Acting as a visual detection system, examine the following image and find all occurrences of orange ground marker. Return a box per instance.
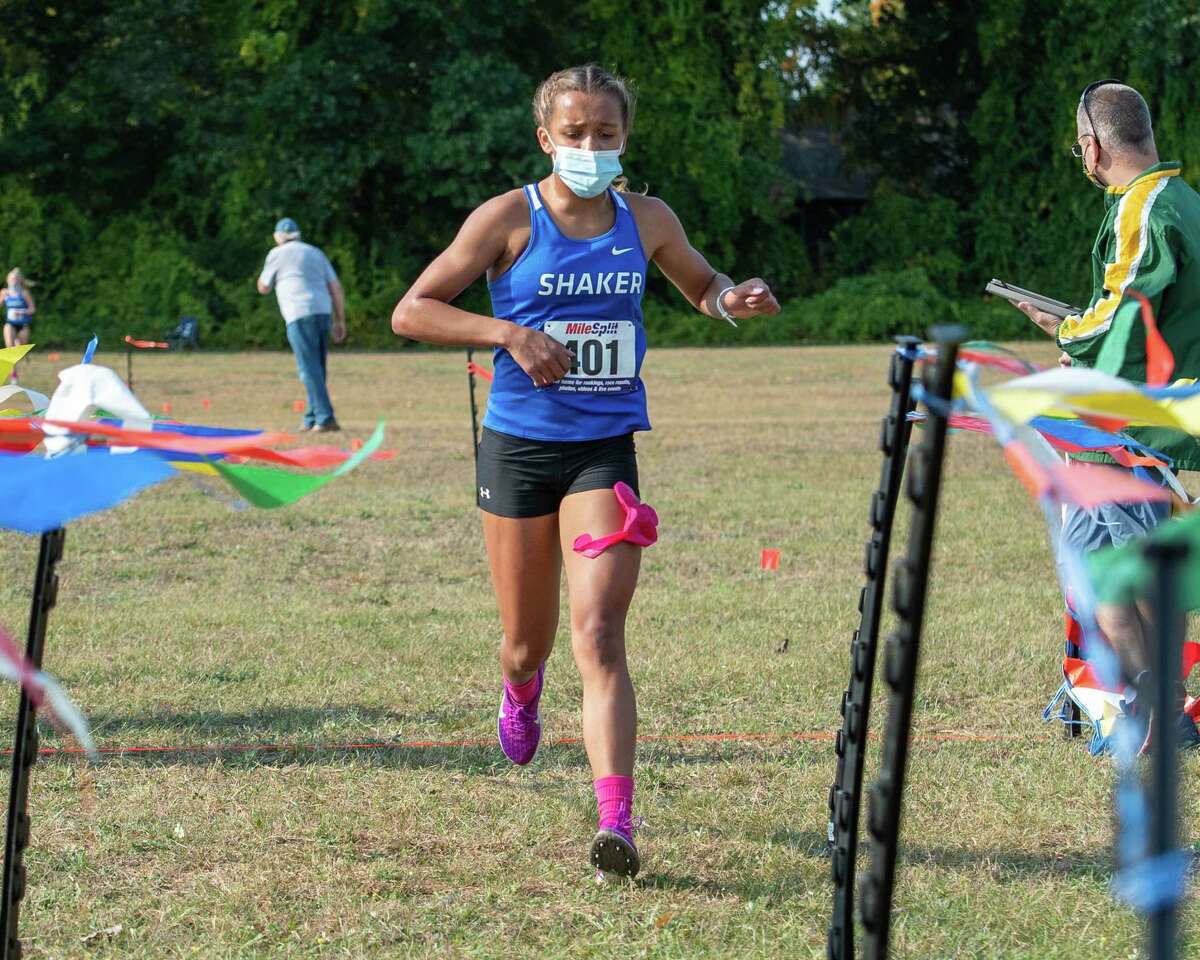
[760,548,780,571]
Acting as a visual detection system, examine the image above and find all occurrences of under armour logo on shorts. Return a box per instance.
[479,486,491,500]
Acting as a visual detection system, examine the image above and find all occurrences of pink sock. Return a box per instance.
[594,775,635,829]
[505,671,540,705]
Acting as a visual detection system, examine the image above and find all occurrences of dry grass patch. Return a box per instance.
[0,343,1194,957]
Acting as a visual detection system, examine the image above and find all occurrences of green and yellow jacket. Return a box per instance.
[1057,161,1200,471]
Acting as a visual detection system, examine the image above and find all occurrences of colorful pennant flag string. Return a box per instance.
[0,625,95,759]
[0,345,394,534]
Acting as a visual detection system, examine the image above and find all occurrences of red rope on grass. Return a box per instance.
[23,728,1021,759]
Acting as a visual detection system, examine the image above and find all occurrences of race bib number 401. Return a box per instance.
[542,320,637,394]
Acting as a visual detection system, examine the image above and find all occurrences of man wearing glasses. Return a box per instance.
[1015,80,1200,749]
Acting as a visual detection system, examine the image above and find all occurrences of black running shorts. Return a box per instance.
[475,427,639,518]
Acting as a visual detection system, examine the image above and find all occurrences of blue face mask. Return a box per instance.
[546,135,624,199]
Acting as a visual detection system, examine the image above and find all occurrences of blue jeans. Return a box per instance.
[1059,465,1169,555]
[1055,465,1170,589]
[286,313,335,428]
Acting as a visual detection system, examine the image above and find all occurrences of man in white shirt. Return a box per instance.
[257,217,347,431]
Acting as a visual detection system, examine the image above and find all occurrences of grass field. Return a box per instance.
[1,342,1197,958]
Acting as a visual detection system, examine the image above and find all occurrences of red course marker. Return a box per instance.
[123,335,169,350]
[201,398,211,410]
[466,361,494,382]
[760,548,780,571]
[292,399,305,413]
[161,402,172,415]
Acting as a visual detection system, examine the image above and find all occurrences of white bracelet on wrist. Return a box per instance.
[715,285,738,328]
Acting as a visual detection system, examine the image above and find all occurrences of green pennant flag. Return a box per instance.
[1093,303,1140,377]
[1087,508,1200,607]
[213,421,385,509]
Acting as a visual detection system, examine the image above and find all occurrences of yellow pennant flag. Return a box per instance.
[0,344,34,383]
[988,367,1200,435]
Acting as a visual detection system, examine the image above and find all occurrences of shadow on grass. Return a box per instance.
[756,828,1109,887]
[640,833,1109,904]
[26,705,814,776]
[898,841,1111,883]
[81,704,434,739]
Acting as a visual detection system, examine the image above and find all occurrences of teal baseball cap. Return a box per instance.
[274,217,300,234]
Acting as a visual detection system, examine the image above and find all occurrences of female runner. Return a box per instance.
[2,268,36,382]
[392,64,780,878]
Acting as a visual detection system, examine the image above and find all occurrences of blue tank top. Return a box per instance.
[4,288,29,322]
[484,183,650,442]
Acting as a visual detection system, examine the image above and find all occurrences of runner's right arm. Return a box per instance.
[392,193,572,387]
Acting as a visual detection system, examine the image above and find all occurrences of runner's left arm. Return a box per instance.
[633,196,780,320]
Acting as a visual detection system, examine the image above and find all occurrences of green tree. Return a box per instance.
[970,0,1200,300]
[0,0,800,349]
[784,0,1200,337]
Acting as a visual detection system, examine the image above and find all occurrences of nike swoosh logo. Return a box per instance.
[611,245,635,256]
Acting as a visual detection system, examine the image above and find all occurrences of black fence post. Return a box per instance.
[1065,640,1082,738]
[859,325,965,960]
[1,528,66,960]
[1144,539,1188,960]
[827,336,921,960]
[466,348,480,466]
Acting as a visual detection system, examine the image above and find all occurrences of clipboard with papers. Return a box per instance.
[984,279,1083,319]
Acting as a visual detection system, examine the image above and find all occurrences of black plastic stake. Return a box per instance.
[466,348,481,466]
[859,325,965,960]
[827,336,921,960]
[1,528,66,960]
[1144,539,1188,960]
[1065,634,1082,738]
[1065,590,1081,738]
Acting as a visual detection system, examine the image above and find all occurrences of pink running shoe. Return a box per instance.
[497,663,544,765]
[590,802,641,878]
